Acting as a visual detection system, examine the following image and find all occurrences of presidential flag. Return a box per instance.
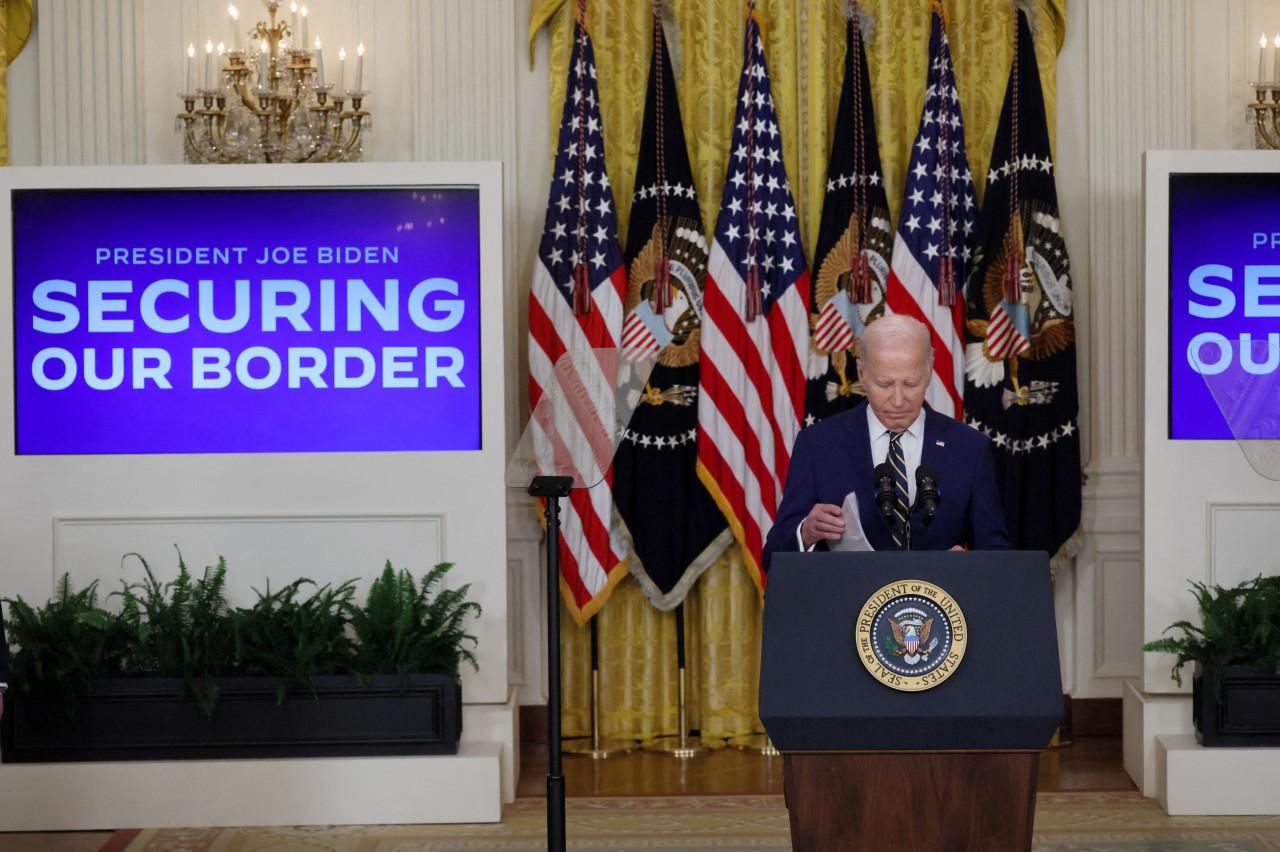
[697,13,811,591]
[614,11,731,610]
[528,19,628,625]
[884,4,978,419]
[807,2,893,426]
[963,9,1081,562]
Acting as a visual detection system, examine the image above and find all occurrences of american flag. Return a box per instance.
[884,7,978,419]
[527,19,628,626]
[696,14,810,591]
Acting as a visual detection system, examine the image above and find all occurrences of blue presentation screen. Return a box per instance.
[13,186,482,454]
[1169,172,1280,440]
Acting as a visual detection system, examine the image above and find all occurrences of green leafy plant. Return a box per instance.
[231,578,358,701]
[3,552,481,717]
[347,561,481,682]
[111,551,237,716]
[3,576,129,714]
[1142,575,1280,686]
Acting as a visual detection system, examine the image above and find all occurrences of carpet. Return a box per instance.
[101,792,1280,851]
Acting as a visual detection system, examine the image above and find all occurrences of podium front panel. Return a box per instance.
[759,550,1062,751]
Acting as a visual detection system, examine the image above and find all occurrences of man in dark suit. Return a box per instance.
[763,315,1011,570]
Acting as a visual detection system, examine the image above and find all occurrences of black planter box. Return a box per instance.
[1192,663,1280,747]
[0,673,461,763]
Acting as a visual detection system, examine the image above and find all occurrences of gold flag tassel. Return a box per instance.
[573,262,593,316]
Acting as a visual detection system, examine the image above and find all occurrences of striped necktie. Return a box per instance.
[889,431,909,549]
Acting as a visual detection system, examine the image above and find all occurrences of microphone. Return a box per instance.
[874,462,896,522]
[915,464,941,527]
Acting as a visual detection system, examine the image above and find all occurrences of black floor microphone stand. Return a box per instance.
[529,474,574,852]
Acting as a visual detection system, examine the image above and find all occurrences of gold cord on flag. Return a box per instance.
[742,0,757,322]
[651,0,673,313]
[849,1,873,305]
[572,0,593,316]
[1002,6,1024,305]
[934,6,957,308]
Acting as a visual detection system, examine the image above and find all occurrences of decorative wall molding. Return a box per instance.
[1092,554,1144,679]
[507,488,546,703]
[1206,502,1280,586]
[37,0,144,165]
[52,513,444,599]
[1075,461,1143,694]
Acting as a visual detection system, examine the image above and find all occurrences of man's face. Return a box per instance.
[856,337,931,433]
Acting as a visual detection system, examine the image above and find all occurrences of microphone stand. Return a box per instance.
[528,474,573,852]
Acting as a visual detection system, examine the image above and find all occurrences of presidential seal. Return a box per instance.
[855,580,968,692]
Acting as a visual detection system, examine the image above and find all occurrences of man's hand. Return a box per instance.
[800,503,845,548]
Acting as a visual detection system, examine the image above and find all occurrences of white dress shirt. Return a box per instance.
[795,406,928,550]
[867,406,927,505]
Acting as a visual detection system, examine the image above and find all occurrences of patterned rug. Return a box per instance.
[100,792,1280,851]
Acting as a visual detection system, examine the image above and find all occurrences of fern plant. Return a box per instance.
[230,578,358,701]
[111,551,237,716]
[347,561,481,682]
[3,553,482,717]
[2,576,127,714]
[1142,575,1280,687]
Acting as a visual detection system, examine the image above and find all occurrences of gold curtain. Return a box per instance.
[531,0,1065,742]
[0,0,35,167]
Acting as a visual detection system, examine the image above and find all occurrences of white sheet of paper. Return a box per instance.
[828,491,874,552]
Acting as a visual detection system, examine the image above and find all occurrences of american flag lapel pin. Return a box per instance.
[936,440,945,447]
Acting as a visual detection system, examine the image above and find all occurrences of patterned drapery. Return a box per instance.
[0,1,34,166]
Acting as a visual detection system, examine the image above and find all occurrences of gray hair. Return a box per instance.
[858,314,933,370]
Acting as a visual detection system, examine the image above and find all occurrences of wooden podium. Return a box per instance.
[760,551,1061,852]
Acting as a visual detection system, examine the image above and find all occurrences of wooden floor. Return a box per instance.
[516,734,1133,798]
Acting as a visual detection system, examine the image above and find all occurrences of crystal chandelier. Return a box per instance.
[177,1,371,164]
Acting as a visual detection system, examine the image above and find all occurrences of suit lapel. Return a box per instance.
[916,406,954,548]
[844,403,875,487]
[845,403,895,543]
[920,405,952,469]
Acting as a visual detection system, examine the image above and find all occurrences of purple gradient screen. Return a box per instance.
[13,187,482,454]
[1170,173,1280,439]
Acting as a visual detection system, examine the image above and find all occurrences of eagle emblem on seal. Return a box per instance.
[889,615,934,660]
[964,204,1074,408]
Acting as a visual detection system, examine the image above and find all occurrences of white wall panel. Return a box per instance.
[37,0,144,165]
[54,514,443,604]
[1207,503,1280,583]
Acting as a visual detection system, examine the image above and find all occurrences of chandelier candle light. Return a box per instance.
[1248,32,1280,149]
[177,0,370,163]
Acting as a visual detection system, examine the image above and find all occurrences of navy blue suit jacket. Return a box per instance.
[762,402,1012,571]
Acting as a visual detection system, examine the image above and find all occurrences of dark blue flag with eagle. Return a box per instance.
[962,8,1081,565]
[806,2,893,427]
[613,10,731,610]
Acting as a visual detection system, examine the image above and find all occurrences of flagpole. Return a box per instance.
[563,616,635,759]
[640,603,711,757]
